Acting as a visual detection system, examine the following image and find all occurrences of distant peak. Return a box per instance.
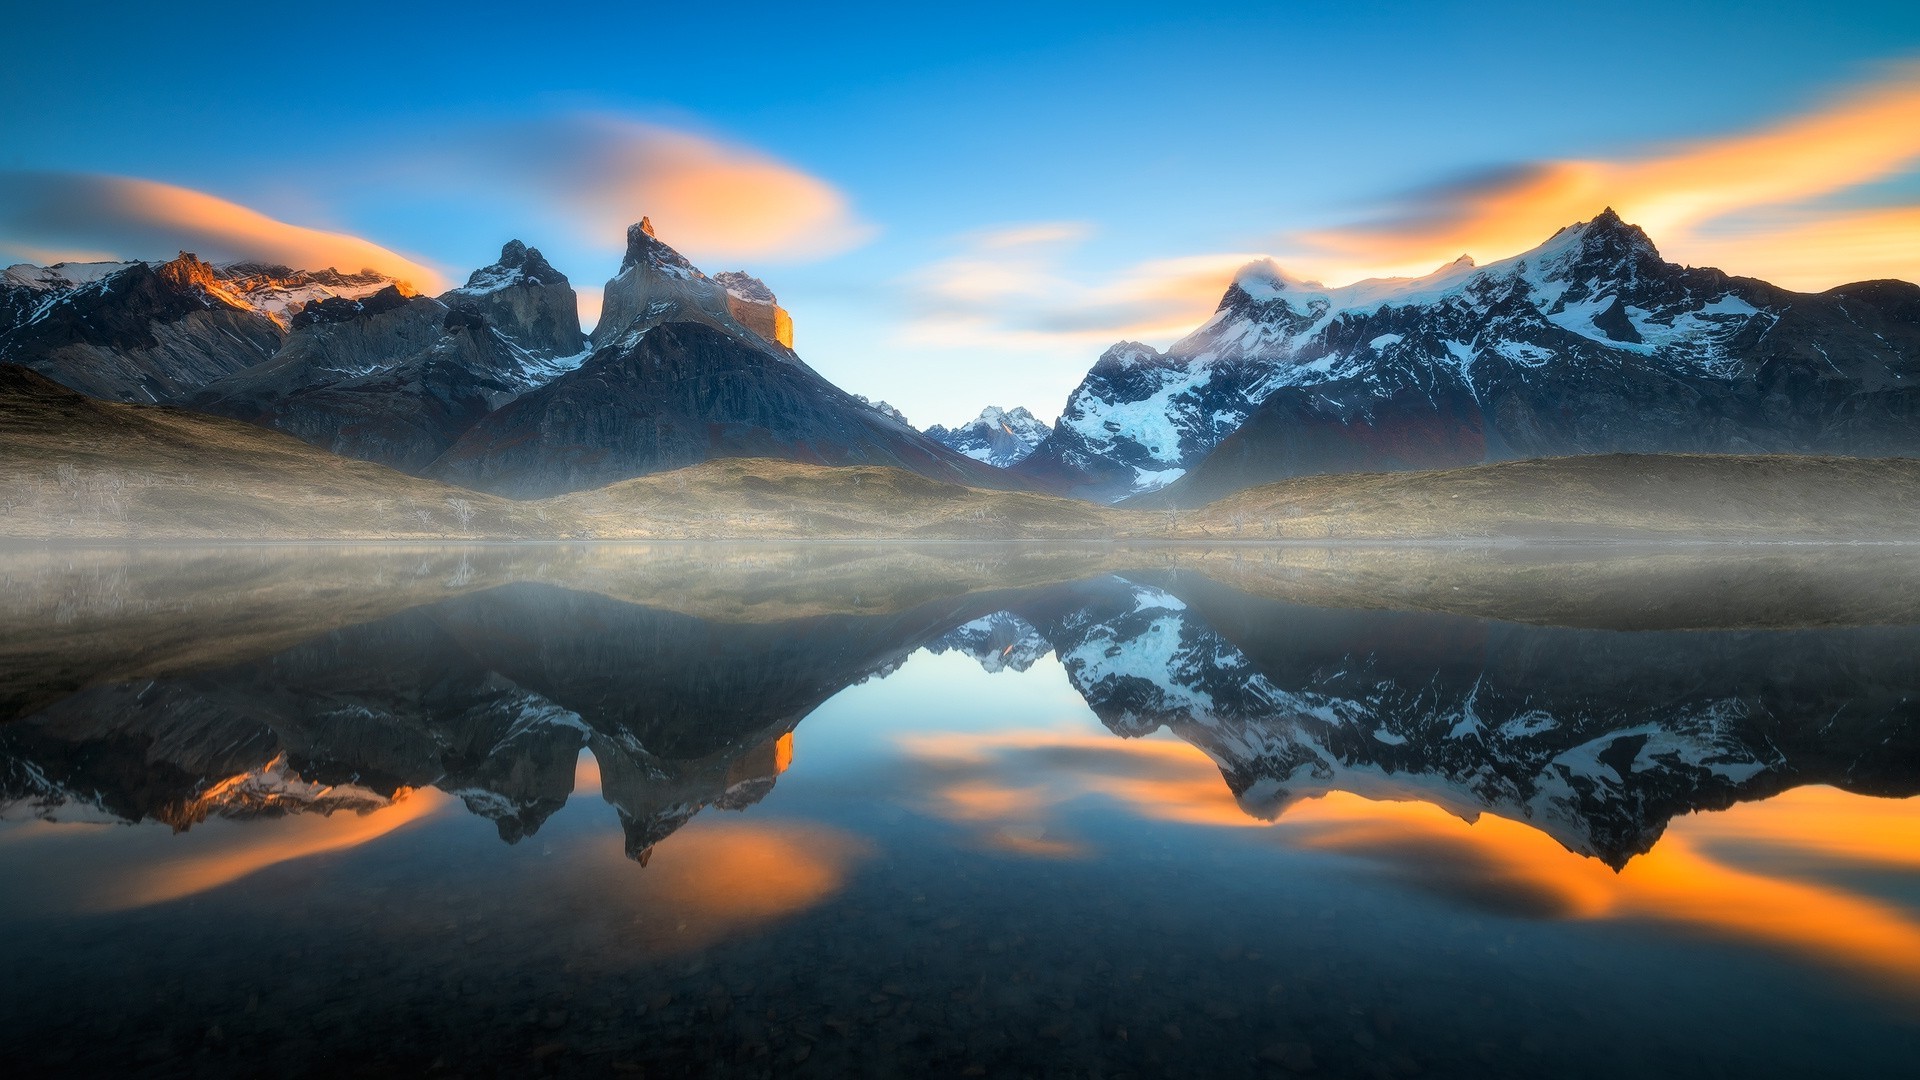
[499,239,528,265]
[854,394,909,425]
[638,216,656,238]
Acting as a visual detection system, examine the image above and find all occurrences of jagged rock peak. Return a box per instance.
[621,218,699,276]
[462,239,567,292]
[1557,207,1661,259]
[156,251,221,292]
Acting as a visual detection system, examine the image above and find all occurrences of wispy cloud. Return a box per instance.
[898,223,1255,352]
[1293,61,1920,288]
[416,115,876,264]
[0,172,446,290]
[901,62,1920,364]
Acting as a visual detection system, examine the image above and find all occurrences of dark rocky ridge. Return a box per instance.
[428,320,1026,497]
[290,283,414,329]
[187,239,591,471]
[0,254,286,402]
[427,221,1025,497]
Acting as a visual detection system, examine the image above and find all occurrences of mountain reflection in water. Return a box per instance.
[2,544,1917,1078]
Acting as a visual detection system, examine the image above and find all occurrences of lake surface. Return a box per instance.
[2,544,1918,1077]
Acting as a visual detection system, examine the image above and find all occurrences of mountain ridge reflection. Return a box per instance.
[5,551,1917,876]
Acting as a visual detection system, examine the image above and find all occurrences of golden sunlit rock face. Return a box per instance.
[726,293,795,350]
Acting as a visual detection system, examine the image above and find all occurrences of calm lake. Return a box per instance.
[2,544,1917,1078]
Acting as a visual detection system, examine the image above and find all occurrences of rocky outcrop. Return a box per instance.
[593,218,742,346]
[446,240,587,357]
[714,270,794,350]
[0,253,419,403]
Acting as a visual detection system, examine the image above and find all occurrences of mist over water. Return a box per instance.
[2,544,1917,1077]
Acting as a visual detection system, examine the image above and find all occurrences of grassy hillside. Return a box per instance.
[0,367,1124,541]
[548,458,1130,539]
[7,367,1920,543]
[0,365,568,540]
[1171,454,1920,542]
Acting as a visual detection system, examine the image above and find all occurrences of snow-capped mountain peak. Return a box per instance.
[457,239,568,296]
[1013,208,1898,503]
[923,404,1051,467]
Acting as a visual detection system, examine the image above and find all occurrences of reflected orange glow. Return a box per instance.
[0,171,444,290]
[600,820,873,954]
[101,787,450,911]
[1678,784,1920,869]
[902,727,1920,992]
[574,749,603,796]
[900,729,1265,857]
[1295,64,1920,288]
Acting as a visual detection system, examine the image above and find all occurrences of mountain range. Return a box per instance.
[1013,209,1920,503]
[1,219,1017,499]
[7,565,1915,869]
[4,208,1919,510]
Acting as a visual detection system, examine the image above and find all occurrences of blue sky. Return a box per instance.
[5,1,1920,424]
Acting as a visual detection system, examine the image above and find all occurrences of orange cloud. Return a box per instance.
[0,171,446,290]
[1294,62,1920,287]
[1680,206,1920,291]
[899,223,1256,352]
[442,115,875,264]
[99,786,451,911]
[899,728,1269,858]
